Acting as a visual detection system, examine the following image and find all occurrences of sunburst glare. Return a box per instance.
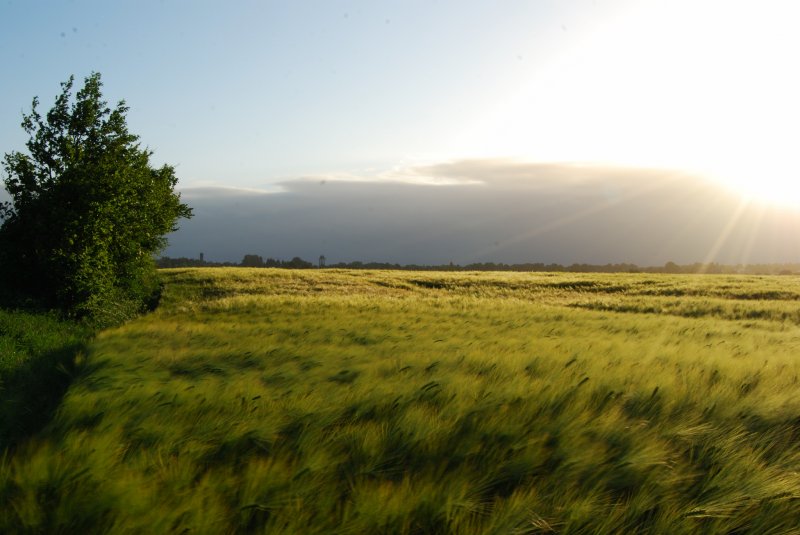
[457,0,800,208]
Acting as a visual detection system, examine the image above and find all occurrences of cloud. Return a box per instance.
[288,159,708,194]
[179,185,282,198]
[166,159,800,266]
[290,164,484,187]
[418,159,693,189]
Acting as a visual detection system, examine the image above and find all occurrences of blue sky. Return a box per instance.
[2,0,612,185]
[3,0,800,264]
[3,0,797,196]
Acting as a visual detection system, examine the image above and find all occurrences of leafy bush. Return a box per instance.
[0,73,191,323]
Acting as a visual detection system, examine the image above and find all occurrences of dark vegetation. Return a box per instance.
[0,73,191,324]
[158,254,800,275]
[0,74,188,464]
[0,309,89,451]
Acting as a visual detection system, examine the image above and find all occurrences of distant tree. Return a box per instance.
[286,256,313,269]
[241,254,264,267]
[0,73,192,321]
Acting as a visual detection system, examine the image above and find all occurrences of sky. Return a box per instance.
[2,0,799,265]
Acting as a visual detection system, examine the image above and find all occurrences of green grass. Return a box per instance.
[3,268,800,533]
[0,309,89,450]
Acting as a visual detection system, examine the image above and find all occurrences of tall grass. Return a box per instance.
[0,309,89,450]
[2,269,800,533]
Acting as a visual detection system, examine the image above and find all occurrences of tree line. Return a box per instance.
[156,255,800,275]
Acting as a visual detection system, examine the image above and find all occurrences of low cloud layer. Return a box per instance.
[167,160,800,266]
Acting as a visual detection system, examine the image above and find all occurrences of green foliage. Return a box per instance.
[241,253,264,267]
[0,73,191,321]
[3,269,800,533]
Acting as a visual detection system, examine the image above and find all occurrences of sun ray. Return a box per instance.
[467,168,681,261]
[698,197,753,271]
[737,201,769,267]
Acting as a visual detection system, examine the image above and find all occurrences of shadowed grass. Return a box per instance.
[2,269,800,533]
[0,310,90,450]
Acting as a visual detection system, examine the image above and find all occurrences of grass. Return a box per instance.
[0,309,89,450]
[2,268,800,533]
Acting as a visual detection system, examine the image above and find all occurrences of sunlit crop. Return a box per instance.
[2,268,800,533]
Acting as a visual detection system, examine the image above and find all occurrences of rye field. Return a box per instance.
[2,268,800,533]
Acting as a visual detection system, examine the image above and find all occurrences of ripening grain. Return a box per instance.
[2,269,800,533]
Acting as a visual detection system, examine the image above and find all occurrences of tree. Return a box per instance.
[0,73,192,322]
[241,254,264,267]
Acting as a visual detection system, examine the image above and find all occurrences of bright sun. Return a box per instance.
[459,0,800,207]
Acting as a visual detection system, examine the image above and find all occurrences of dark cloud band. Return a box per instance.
[170,160,800,265]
